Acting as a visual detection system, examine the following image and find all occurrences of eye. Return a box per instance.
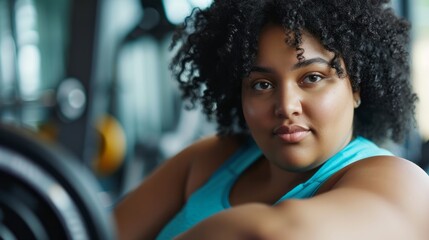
[302,74,324,84]
[252,81,273,90]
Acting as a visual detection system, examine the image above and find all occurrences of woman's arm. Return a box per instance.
[176,156,429,240]
[113,135,242,240]
[113,141,194,240]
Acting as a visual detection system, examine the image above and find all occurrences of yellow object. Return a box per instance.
[93,115,126,176]
[38,122,57,142]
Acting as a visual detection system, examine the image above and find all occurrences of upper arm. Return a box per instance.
[113,135,242,240]
[332,156,429,235]
[332,156,429,225]
[113,136,211,240]
[277,156,429,239]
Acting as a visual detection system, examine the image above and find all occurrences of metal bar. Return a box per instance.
[56,0,101,164]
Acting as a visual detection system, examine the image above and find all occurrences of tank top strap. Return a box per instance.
[275,136,393,201]
[209,138,262,180]
[308,136,393,182]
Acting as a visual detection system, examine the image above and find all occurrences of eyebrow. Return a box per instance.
[250,57,331,73]
[292,57,331,70]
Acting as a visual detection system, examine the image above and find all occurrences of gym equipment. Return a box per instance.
[0,124,115,240]
[93,115,127,176]
[38,114,127,176]
[56,78,87,122]
[0,78,87,123]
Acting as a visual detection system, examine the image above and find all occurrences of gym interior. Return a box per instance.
[0,0,428,239]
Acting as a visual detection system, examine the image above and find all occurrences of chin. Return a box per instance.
[272,151,324,173]
[276,161,322,173]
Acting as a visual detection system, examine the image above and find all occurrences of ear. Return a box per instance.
[353,91,361,108]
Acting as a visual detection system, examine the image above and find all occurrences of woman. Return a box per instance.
[114,0,429,239]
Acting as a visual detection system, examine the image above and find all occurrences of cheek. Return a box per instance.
[309,87,354,127]
[242,102,257,118]
[242,102,259,127]
[242,98,270,127]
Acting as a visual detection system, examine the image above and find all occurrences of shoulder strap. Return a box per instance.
[275,136,393,201]
[209,139,262,180]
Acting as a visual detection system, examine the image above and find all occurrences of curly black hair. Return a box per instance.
[169,0,417,143]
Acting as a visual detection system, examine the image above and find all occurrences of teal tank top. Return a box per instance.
[156,136,393,239]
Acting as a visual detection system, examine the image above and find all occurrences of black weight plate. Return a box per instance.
[0,124,115,240]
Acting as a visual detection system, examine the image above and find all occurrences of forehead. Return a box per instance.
[256,24,334,62]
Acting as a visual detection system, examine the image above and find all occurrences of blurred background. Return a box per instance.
[0,0,427,207]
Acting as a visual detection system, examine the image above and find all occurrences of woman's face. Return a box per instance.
[242,25,359,172]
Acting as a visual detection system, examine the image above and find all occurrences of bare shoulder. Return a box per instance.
[334,156,429,233]
[184,134,245,199]
[113,134,245,239]
[319,155,429,192]
[336,155,429,194]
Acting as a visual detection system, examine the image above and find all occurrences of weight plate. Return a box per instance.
[0,124,115,240]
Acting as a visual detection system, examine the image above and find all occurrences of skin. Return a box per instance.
[243,25,359,172]
[232,24,360,206]
[114,24,429,240]
[114,136,244,239]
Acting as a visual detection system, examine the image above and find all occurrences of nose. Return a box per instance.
[274,83,303,119]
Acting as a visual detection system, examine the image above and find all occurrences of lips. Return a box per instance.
[273,125,310,143]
